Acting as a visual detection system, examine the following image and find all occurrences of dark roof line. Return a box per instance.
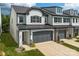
[41,6,62,8]
[12,5,79,17]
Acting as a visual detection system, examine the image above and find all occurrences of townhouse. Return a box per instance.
[10,5,79,47]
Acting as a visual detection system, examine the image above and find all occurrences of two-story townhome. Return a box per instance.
[0,8,2,35]
[10,5,79,47]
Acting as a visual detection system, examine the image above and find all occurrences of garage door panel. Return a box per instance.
[58,30,66,39]
[33,31,53,43]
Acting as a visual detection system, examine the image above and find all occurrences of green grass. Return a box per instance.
[0,32,44,56]
[60,42,79,52]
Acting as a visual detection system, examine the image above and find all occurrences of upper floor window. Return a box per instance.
[31,16,41,23]
[18,15,26,24]
[63,18,70,23]
[57,8,62,13]
[54,17,62,23]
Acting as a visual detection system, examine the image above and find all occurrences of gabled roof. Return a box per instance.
[12,5,79,17]
[12,5,29,14]
[42,8,79,17]
[12,5,45,14]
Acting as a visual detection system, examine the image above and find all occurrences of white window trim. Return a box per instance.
[30,15,42,23]
[18,15,25,24]
[63,17,70,23]
[54,17,62,23]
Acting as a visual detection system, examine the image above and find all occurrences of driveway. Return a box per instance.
[36,41,79,56]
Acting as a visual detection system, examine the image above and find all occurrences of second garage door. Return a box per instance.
[58,30,66,39]
[33,31,53,43]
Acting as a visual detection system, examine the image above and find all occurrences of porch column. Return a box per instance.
[70,28,74,37]
[53,30,55,41]
[66,29,69,38]
[55,29,58,41]
[19,31,22,47]
[30,31,33,44]
[78,29,79,35]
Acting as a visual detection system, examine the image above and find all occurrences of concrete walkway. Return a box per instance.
[62,38,79,48]
[36,41,79,56]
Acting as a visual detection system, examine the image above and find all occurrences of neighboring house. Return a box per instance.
[0,8,2,35]
[10,5,79,47]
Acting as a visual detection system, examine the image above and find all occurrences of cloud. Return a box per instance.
[11,3,36,7]
[63,3,79,10]
[0,3,36,8]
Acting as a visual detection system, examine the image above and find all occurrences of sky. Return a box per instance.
[1,3,79,15]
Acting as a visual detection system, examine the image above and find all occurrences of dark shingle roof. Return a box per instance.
[12,5,29,14]
[17,24,53,30]
[17,24,74,30]
[12,5,79,17]
[12,5,44,14]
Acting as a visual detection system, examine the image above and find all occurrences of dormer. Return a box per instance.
[63,9,78,16]
[42,6,63,15]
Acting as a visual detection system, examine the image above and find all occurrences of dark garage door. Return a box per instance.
[58,30,66,39]
[33,31,53,43]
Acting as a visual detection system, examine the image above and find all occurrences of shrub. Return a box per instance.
[30,43,35,47]
[0,43,5,51]
[60,40,64,44]
[76,36,79,39]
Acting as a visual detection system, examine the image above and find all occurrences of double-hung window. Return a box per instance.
[63,18,70,23]
[57,8,62,14]
[18,15,26,24]
[31,16,41,23]
[54,17,62,23]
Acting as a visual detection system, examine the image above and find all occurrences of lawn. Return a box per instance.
[0,32,44,56]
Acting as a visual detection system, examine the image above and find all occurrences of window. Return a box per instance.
[18,15,26,24]
[73,18,75,23]
[57,8,62,13]
[31,16,41,23]
[54,17,62,23]
[63,18,70,23]
[76,18,77,23]
[45,17,48,23]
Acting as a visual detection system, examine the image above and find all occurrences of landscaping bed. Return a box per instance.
[0,32,44,56]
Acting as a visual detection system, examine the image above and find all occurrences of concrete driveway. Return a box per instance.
[36,41,79,56]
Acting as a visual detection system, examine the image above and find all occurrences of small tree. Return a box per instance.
[2,15,10,32]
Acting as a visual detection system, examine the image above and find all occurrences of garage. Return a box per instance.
[33,31,53,43]
[58,30,66,39]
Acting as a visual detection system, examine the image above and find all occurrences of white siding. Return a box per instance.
[48,16,70,25]
[48,15,53,25]
[72,18,79,26]
[10,8,18,43]
[26,10,45,25]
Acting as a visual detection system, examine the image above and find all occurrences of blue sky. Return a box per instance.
[1,3,79,15]
[36,3,64,7]
[0,3,65,15]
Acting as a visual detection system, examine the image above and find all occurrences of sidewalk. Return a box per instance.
[36,41,79,56]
